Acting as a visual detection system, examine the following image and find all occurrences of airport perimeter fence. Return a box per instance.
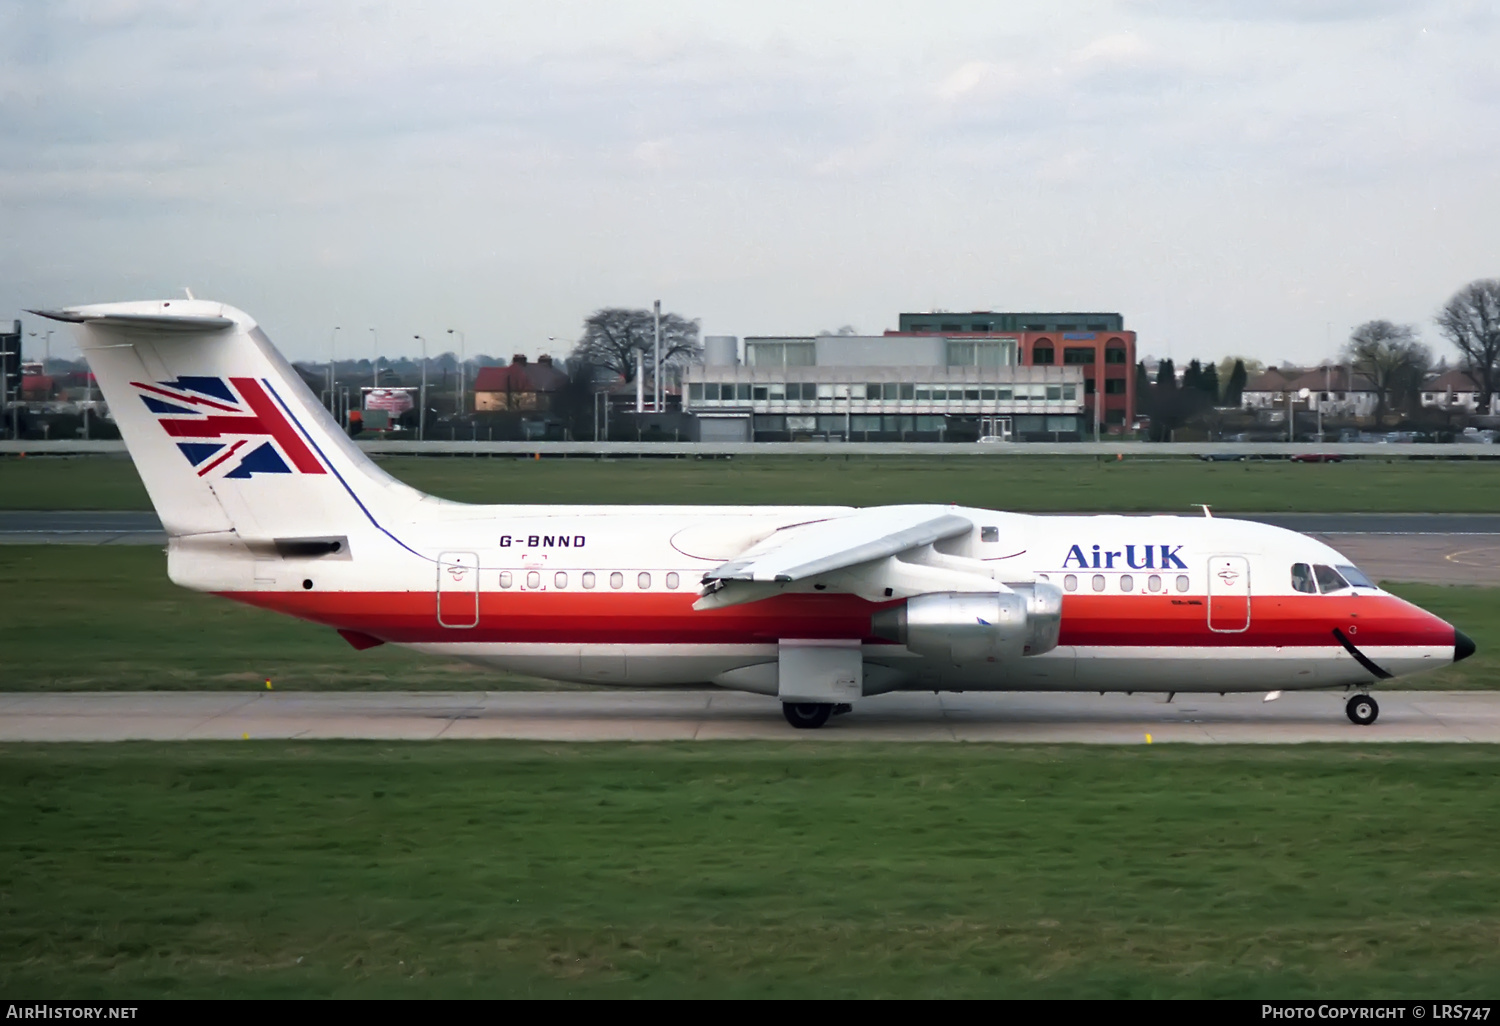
[2,439,1499,459]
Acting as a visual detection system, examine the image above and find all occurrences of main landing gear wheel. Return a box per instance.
[1346,694,1379,726]
[783,702,834,729]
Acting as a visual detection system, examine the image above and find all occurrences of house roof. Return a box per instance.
[1245,366,1377,393]
[1423,369,1481,393]
[1284,366,1376,392]
[473,355,568,393]
[1243,368,1295,393]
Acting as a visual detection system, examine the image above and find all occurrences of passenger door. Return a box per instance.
[436,551,480,628]
[1207,555,1251,632]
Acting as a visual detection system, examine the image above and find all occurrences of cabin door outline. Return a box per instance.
[437,551,480,628]
[1206,555,1251,633]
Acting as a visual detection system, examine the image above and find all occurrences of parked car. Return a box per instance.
[1199,452,1247,462]
[1289,453,1344,463]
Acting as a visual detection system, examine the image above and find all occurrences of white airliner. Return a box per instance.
[35,300,1475,728]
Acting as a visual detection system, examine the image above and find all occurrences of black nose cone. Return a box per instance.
[1455,630,1477,663]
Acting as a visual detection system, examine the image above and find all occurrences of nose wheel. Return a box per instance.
[783,702,834,729]
[1346,694,1379,726]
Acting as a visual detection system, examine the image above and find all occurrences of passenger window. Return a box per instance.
[554,572,568,589]
[1291,563,1317,594]
[610,572,623,589]
[981,526,999,543]
[499,571,512,589]
[666,572,679,589]
[1175,575,1190,592]
[1313,565,1349,593]
[582,571,596,589]
[638,572,652,589]
[1336,564,1374,589]
[1147,574,1161,593]
[1120,574,1134,592]
[526,571,540,589]
[1091,574,1106,592]
[1063,574,1078,592]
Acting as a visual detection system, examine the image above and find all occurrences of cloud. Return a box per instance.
[1120,0,1425,22]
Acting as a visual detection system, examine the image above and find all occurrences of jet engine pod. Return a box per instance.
[871,591,1025,665]
[871,583,1063,664]
[1006,581,1064,656]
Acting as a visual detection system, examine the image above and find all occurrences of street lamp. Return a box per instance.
[329,326,341,421]
[447,328,466,416]
[0,348,16,439]
[414,334,427,441]
[369,328,379,390]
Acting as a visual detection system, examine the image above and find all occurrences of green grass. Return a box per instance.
[1,547,1494,691]
[2,742,1498,997]
[5,453,1500,512]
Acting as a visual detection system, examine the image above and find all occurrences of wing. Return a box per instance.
[704,505,973,583]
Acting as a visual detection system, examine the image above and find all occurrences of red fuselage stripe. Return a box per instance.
[220,589,1456,649]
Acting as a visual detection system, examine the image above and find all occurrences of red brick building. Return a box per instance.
[890,312,1137,435]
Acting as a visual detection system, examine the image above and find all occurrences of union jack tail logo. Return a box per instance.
[134,376,326,479]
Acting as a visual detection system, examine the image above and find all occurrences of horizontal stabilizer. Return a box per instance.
[705,506,973,583]
[28,308,234,332]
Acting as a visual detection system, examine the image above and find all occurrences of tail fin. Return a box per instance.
[31,300,428,545]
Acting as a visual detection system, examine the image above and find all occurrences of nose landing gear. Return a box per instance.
[1346,693,1379,726]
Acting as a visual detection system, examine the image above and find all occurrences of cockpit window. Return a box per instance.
[1313,564,1349,593]
[1336,564,1374,589]
[1291,563,1317,594]
[981,526,999,542]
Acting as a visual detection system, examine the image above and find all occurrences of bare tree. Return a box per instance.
[1344,321,1431,423]
[1436,279,1500,414]
[571,308,701,384]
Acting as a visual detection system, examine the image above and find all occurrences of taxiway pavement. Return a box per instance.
[2,689,1497,744]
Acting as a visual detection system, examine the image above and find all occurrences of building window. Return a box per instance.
[688,383,704,401]
[1063,347,1095,365]
[1104,342,1127,363]
[946,341,976,366]
[1046,386,1062,401]
[1033,344,1054,365]
[753,386,768,401]
[1104,378,1126,394]
[1063,385,1076,400]
[940,323,962,332]
[582,571,595,589]
[899,383,915,400]
[1085,378,1095,395]
[746,341,815,367]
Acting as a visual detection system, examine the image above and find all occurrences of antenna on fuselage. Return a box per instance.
[1194,504,1213,518]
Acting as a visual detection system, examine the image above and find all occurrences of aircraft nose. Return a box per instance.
[1455,629,1477,663]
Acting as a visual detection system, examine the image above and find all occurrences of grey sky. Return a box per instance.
[2,1,1495,367]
